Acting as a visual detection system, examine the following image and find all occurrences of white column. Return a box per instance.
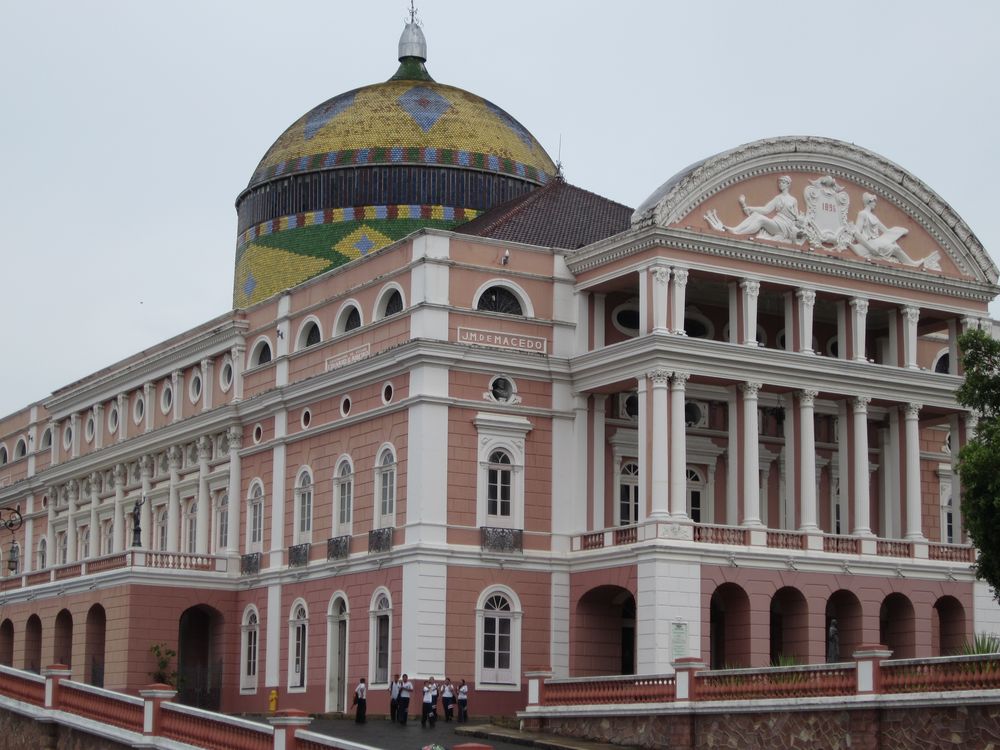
[949,413,963,541]
[796,289,816,354]
[902,306,920,369]
[88,472,99,558]
[112,464,125,553]
[47,488,57,563]
[947,319,959,375]
[226,426,243,555]
[171,370,183,423]
[196,437,211,554]
[850,298,869,362]
[70,413,80,459]
[594,294,606,347]
[740,280,760,346]
[742,382,762,526]
[93,406,103,451]
[799,390,819,531]
[167,446,181,552]
[852,396,872,536]
[573,396,590,529]
[49,420,60,464]
[671,268,688,335]
[231,344,246,402]
[726,387,739,524]
[201,358,213,410]
[116,394,127,442]
[648,369,670,519]
[592,395,607,529]
[140,455,153,548]
[669,372,689,518]
[903,403,925,541]
[65,480,78,563]
[143,382,154,433]
[651,266,670,333]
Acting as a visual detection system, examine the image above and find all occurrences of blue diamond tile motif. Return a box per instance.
[398,86,452,132]
[484,100,533,146]
[243,272,257,297]
[304,91,357,140]
[354,233,376,255]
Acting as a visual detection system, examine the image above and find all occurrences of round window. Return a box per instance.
[221,361,234,391]
[253,424,263,444]
[301,409,312,429]
[85,416,95,442]
[491,377,514,402]
[382,382,394,404]
[161,384,173,414]
[341,397,352,416]
[108,407,119,432]
[190,373,203,403]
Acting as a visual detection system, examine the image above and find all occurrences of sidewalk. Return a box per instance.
[306,715,640,750]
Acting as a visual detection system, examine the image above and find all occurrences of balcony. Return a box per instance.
[288,543,310,568]
[327,535,351,560]
[240,552,261,575]
[368,527,393,554]
[480,526,524,553]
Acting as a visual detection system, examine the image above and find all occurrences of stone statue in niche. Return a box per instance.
[850,193,942,271]
[826,618,840,662]
[704,175,805,244]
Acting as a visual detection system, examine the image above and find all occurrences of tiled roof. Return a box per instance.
[455,177,633,249]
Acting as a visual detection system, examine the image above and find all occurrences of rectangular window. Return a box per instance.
[375,615,389,684]
[299,489,312,533]
[251,503,263,544]
[246,630,257,677]
[488,468,511,517]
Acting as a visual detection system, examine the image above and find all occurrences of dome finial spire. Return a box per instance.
[398,3,427,62]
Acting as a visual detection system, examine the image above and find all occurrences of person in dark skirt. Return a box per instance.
[457,678,469,722]
[441,677,455,721]
[398,674,413,725]
[389,674,400,722]
[353,677,367,723]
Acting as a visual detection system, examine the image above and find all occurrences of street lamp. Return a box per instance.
[1,507,22,575]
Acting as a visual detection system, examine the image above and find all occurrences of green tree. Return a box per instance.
[957,328,1000,600]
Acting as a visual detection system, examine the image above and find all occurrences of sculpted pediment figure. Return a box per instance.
[704,175,805,244]
[849,192,941,271]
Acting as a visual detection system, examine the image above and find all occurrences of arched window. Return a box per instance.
[383,289,403,317]
[369,591,392,685]
[14,439,26,460]
[241,607,259,693]
[156,508,168,551]
[618,462,639,526]
[248,483,264,551]
[57,532,67,565]
[296,469,313,543]
[251,339,273,367]
[289,602,308,690]
[40,429,52,450]
[487,450,512,520]
[934,351,951,374]
[37,538,47,570]
[102,522,113,556]
[336,303,363,335]
[687,467,706,523]
[335,460,353,534]
[80,526,90,559]
[477,286,523,316]
[298,320,322,350]
[216,494,229,551]
[375,447,396,528]
[0,446,6,465]
[476,589,522,688]
[345,307,361,331]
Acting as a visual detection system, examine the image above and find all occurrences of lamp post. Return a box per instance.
[1,507,23,575]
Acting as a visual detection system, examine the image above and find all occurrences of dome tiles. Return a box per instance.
[234,23,556,309]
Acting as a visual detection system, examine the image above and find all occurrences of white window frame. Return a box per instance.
[472,280,534,318]
[368,589,392,687]
[334,300,364,335]
[288,600,309,691]
[215,493,229,552]
[334,457,354,536]
[57,532,67,565]
[939,468,955,544]
[241,605,260,693]
[247,481,265,552]
[474,413,531,530]
[374,283,406,320]
[37,537,47,570]
[294,468,314,544]
[183,499,198,554]
[686,466,706,523]
[475,586,522,691]
[617,461,639,526]
[295,316,324,351]
[374,445,396,529]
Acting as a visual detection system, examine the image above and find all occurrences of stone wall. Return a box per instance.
[0,708,131,750]
[526,702,1000,749]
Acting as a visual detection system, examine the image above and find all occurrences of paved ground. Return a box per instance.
[307,715,639,750]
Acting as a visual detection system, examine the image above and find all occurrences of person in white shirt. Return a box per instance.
[397,674,413,725]
[421,677,438,727]
[353,677,367,724]
[441,677,455,721]
[457,678,469,722]
[389,674,400,722]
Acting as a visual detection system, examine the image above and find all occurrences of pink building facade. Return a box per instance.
[0,23,997,720]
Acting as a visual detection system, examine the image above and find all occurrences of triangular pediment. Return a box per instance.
[631,137,997,284]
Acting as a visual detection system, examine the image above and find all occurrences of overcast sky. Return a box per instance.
[2,1,998,418]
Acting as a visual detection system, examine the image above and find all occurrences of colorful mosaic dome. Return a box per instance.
[233,21,557,308]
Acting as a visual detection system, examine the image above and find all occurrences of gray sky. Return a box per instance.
[3,1,998,418]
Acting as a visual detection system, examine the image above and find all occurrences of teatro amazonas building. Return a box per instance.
[0,18,996,717]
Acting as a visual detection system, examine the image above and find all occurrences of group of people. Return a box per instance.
[380,673,469,726]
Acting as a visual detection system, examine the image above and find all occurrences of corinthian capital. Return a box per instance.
[741,382,762,398]
[647,368,671,386]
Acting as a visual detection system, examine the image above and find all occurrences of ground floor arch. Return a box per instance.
[572,585,636,676]
[770,586,808,664]
[825,590,862,662]
[710,583,750,669]
[54,609,73,668]
[0,619,13,666]
[24,615,41,673]
[933,595,965,655]
[325,595,349,713]
[880,593,916,659]
[85,604,107,686]
[178,604,224,710]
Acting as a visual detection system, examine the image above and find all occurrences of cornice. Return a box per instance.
[570,334,966,411]
[45,317,248,419]
[568,226,998,308]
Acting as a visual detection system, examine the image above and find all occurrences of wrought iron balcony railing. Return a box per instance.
[480,526,523,553]
[368,527,393,554]
[240,552,262,575]
[288,543,310,567]
[327,535,351,560]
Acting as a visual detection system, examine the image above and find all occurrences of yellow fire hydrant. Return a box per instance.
[268,689,278,713]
